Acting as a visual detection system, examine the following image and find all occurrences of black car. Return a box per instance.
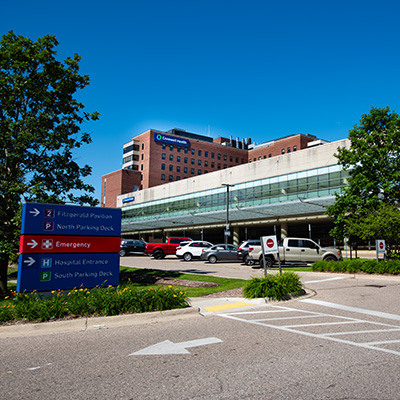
[120,239,146,256]
[237,239,261,265]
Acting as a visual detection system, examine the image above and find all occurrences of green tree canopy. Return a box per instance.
[327,106,400,247]
[0,31,99,294]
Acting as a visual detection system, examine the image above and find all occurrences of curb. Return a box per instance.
[0,307,201,339]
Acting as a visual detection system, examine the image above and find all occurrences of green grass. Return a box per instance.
[119,266,248,297]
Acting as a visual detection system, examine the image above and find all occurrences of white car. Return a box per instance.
[176,241,213,261]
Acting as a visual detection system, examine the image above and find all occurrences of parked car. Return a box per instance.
[200,244,240,264]
[176,241,213,261]
[120,239,146,257]
[145,237,192,259]
[237,239,261,265]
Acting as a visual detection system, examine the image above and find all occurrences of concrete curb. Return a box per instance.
[0,307,201,339]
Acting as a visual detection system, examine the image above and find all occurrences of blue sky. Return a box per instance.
[2,0,400,201]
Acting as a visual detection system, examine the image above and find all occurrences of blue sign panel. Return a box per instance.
[17,253,120,292]
[21,203,121,236]
[122,196,135,203]
[153,132,189,147]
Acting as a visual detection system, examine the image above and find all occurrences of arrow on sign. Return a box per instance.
[29,208,40,217]
[27,239,38,249]
[130,337,223,355]
[23,257,36,267]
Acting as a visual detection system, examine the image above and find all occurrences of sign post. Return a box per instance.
[260,235,280,276]
[376,239,386,262]
[17,203,122,292]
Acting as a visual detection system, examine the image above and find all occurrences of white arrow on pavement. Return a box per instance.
[23,257,36,267]
[29,208,40,217]
[130,337,223,356]
[27,239,38,249]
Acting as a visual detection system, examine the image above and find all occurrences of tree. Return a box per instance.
[0,31,99,295]
[327,106,400,252]
[345,203,400,258]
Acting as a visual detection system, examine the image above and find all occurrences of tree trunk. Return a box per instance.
[0,253,9,295]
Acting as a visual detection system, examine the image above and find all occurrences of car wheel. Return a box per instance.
[208,255,217,264]
[183,252,192,262]
[244,255,255,266]
[324,255,337,262]
[119,249,126,257]
[153,249,164,259]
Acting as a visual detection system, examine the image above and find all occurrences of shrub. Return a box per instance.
[243,272,304,301]
[0,284,188,324]
[311,259,400,275]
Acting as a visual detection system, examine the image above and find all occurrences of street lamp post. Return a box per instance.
[222,183,234,244]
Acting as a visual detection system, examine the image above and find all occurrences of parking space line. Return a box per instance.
[219,305,400,357]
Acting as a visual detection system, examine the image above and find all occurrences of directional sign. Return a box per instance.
[18,203,122,292]
[17,253,120,292]
[19,235,120,254]
[130,337,223,356]
[21,203,121,236]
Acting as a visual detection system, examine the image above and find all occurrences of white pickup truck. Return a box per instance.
[246,237,342,267]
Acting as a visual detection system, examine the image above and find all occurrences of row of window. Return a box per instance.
[248,146,297,162]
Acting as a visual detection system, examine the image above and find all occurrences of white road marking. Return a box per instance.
[219,304,400,357]
[301,299,400,321]
[303,277,346,284]
[130,337,223,356]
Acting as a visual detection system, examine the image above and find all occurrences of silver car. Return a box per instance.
[200,244,239,264]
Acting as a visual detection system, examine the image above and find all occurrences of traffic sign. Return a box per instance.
[261,235,278,254]
[19,235,120,254]
[17,253,120,292]
[21,203,121,236]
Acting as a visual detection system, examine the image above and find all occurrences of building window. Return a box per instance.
[205,151,208,158]
[141,164,143,170]
[249,159,252,163]
[293,146,297,151]
[169,155,173,161]
[184,148,188,154]
[217,163,221,169]
[177,146,181,153]
[198,169,202,175]
[141,154,144,160]
[162,153,166,160]
[211,152,215,159]
[205,160,208,167]
[170,145,174,151]
[169,165,173,172]
[191,149,195,155]
[162,143,166,149]
[141,143,144,150]
[169,175,173,182]
[224,164,227,168]
[177,166,181,172]
[258,156,261,160]
[224,155,227,161]
[177,156,181,162]
[184,167,188,173]
[211,162,215,168]
[161,174,165,181]
[287,147,291,153]
[184,157,188,164]
[281,149,285,154]
[198,150,202,157]
[230,156,233,162]
[198,160,202,166]
[217,154,221,160]
[161,163,165,170]
[191,158,195,165]
[191,168,195,174]
[176,176,180,180]
[269,154,272,158]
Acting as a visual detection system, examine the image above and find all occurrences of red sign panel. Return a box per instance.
[19,235,120,254]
